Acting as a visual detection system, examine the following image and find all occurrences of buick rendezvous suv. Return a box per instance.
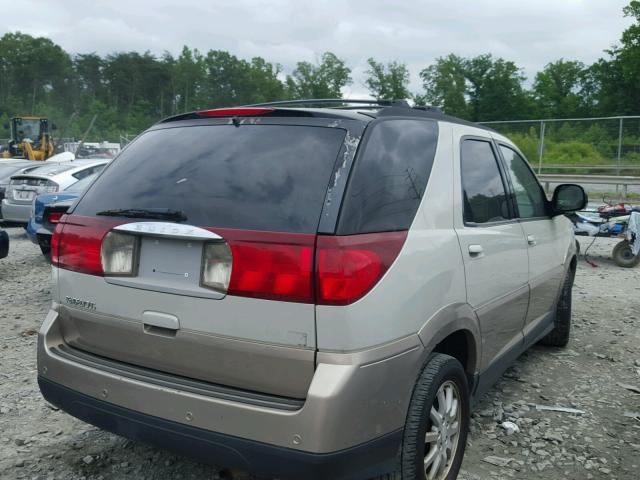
[37,100,586,480]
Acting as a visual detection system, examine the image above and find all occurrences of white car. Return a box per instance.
[1,160,108,224]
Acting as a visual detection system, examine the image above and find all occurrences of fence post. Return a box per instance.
[537,121,546,174]
[616,117,623,177]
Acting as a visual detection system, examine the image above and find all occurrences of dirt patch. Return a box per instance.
[1,227,638,479]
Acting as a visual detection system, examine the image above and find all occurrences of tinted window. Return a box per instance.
[461,140,509,224]
[499,146,547,218]
[337,120,438,234]
[74,125,345,233]
[65,173,99,193]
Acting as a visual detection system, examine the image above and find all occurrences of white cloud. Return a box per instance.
[0,0,632,94]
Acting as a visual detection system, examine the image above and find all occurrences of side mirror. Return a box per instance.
[551,184,587,215]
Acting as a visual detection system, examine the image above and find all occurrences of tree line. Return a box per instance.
[0,2,639,141]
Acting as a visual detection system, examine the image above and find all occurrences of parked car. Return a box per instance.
[1,160,107,224]
[0,227,8,259]
[38,101,586,480]
[0,160,41,214]
[27,173,101,255]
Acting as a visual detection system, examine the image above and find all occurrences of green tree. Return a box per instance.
[532,60,586,118]
[419,54,468,117]
[464,54,527,121]
[364,58,411,99]
[286,52,351,99]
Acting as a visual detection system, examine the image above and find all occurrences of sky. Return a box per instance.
[0,0,633,96]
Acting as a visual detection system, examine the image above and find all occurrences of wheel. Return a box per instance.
[575,239,580,255]
[612,240,640,268]
[39,244,51,257]
[540,269,574,347]
[399,353,469,480]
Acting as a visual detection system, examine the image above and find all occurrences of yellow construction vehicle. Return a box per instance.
[2,116,55,160]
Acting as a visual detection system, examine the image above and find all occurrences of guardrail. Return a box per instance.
[539,164,640,172]
[538,174,640,199]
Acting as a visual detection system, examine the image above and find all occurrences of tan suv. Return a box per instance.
[38,100,586,479]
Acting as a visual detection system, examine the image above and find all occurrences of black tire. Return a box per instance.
[575,239,580,256]
[40,245,51,257]
[612,240,640,268]
[540,269,574,347]
[399,353,470,480]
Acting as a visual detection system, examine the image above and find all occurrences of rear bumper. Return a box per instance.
[39,376,400,480]
[1,199,30,223]
[38,307,425,478]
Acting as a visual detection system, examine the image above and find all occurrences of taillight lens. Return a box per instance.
[51,216,122,275]
[47,211,64,224]
[215,230,315,303]
[101,231,138,276]
[201,242,233,293]
[316,231,407,305]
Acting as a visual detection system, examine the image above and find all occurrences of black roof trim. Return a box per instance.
[158,99,495,132]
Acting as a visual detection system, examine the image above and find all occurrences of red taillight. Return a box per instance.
[51,216,122,276]
[215,229,315,303]
[197,107,275,117]
[316,231,407,305]
[47,211,63,224]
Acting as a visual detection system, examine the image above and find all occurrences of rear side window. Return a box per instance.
[337,119,438,234]
[74,125,346,233]
[461,139,509,224]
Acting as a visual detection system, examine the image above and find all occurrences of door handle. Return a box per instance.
[527,235,537,246]
[468,244,484,256]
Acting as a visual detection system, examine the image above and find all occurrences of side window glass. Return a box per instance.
[337,120,438,234]
[461,139,509,224]
[499,146,547,218]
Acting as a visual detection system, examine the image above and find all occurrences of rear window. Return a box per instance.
[74,124,346,233]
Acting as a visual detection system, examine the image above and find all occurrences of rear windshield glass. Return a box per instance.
[74,124,346,233]
[27,163,75,176]
[65,173,98,193]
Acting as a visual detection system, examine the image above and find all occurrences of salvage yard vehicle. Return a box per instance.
[0,226,8,259]
[27,173,102,256]
[1,160,108,224]
[0,160,41,207]
[38,99,586,480]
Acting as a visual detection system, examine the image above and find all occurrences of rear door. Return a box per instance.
[56,120,354,399]
[453,133,529,377]
[495,143,566,338]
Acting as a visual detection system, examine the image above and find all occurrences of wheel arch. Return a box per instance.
[417,303,481,377]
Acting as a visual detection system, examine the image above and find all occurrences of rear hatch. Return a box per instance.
[52,117,355,399]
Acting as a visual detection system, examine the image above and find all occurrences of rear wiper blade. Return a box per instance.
[96,208,187,222]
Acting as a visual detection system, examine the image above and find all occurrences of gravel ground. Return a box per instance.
[1,226,639,480]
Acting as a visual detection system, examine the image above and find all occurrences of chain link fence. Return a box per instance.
[478,116,640,176]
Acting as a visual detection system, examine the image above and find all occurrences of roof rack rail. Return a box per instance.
[244,98,412,109]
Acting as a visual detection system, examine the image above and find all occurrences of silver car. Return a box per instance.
[37,101,586,480]
[1,160,108,224]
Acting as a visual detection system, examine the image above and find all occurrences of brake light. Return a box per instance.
[217,230,315,303]
[316,231,407,305]
[197,107,275,117]
[46,211,64,224]
[51,216,122,276]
